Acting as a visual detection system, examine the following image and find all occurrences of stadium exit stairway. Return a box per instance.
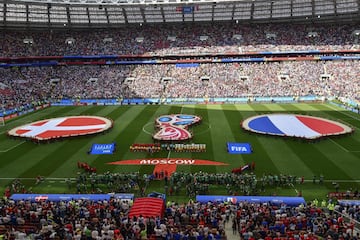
[224,217,239,240]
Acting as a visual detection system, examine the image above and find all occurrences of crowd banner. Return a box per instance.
[196,195,306,206]
[10,193,134,202]
[338,199,360,206]
[0,103,50,119]
[4,55,360,69]
[2,50,360,62]
[147,192,166,201]
[175,63,200,68]
[112,193,134,200]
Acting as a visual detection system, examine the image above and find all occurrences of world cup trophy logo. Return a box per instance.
[153,114,201,141]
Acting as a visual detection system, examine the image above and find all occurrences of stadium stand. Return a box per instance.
[0,196,359,239]
[0,23,359,57]
[0,22,360,115]
[1,60,360,115]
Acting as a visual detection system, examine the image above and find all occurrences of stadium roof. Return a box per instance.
[0,0,359,28]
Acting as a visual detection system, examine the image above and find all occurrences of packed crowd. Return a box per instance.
[0,193,359,239]
[1,60,359,114]
[0,65,129,114]
[1,22,359,115]
[0,23,359,57]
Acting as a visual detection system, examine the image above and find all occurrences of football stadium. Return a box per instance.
[1,0,360,238]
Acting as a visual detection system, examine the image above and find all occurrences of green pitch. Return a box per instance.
[1,103,360,201]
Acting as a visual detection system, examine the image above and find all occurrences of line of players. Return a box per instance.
[129,143,206,153]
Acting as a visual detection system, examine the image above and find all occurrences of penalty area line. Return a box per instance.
[302,179,360,183]
[329,139,349,152]
[0,141,25,153]
[326,104,360,129]
[0,128,11,135]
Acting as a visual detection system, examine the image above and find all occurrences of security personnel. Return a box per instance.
[327,202,335,215]
[321,199,327,208]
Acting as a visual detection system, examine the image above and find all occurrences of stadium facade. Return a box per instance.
[0,0,359,29]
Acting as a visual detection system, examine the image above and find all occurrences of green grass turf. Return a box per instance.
[0,103,360,202]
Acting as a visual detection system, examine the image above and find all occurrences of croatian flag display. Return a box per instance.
[242,114,353,140]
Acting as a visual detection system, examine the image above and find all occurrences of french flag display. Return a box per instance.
[242,114,353,139]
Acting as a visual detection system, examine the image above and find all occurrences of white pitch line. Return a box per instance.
[329,139,349,152]
[194,122,211,136]
[303,179,360,183]
[0,129,9,135]
[167,150,171,159]
[326,104,360,127]
[0,141,25,153]
[0,177,76,180]
[290,183,298,194]
[142,122,153,135]
[341,118,360,120]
